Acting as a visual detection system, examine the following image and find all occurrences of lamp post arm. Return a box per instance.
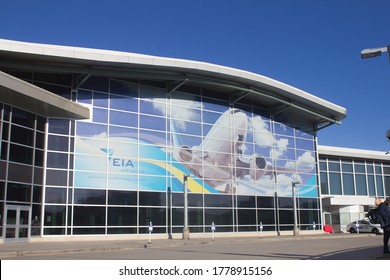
[361,45,390,60]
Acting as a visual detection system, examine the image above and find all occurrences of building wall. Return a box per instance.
[1,72,321,239]
[319,154,390,231]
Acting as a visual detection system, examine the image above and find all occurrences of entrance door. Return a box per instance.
[4,205,31,242]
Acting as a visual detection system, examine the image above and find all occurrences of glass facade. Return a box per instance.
[1,72,321,238]
[0,103,46,237]
[319,156,390,198]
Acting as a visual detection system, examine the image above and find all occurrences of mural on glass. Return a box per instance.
[74,81,317,197]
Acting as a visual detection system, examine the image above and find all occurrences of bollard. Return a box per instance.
[211,222,216,241]
[148,221,153,244]
[259,222,263,238]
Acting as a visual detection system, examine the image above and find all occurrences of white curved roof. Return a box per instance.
[0,39,346,126]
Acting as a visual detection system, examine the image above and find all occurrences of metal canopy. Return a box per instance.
[0,71,89,119]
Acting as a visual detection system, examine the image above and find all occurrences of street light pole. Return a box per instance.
[292,181,300,236]
[361,45,390,153]
[182,174,190,240]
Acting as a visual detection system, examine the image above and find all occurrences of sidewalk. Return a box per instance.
[1,233,389,259]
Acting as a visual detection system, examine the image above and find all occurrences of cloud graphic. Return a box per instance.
[148,98,203,130]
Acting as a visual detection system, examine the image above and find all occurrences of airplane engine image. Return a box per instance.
[173,145,193,163]
[249,154,268,180]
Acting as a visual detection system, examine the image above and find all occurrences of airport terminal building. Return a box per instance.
[0,39,386,242]
[318,145,390,233]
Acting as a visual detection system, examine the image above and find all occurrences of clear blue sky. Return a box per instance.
[1,0,390,151]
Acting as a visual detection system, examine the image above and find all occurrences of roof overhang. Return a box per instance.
[318,145,390,161]
[0,70,89,119]
[0,39,346,127]
[322,195,376,206]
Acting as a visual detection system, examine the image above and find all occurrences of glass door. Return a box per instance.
[4,205,31,242]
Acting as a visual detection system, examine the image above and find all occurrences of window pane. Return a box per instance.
[47,152,68,169]
[384,176,390,197]
[368,175,376,196]
[44,205,66,226]
[110,111,138,128]
[45,187,67,203]
[110,95,138,112]
[108,190,137,205]
[46,169,68,186]
[299,210,319,224]
[6,183,31,202]
[9,144,33,164]
[204,194,232,207]
[11,125,34,146]
[36,132,45,149]
[238,209,256,225]
[107,207,137,226]
[237,196,256,208]
[12,108,35,128]
[139,191,166,206]
[258,209,275,224]
[299,198,318,209]
[377,175,384,196]
[8,163,33,183]
[278,197,293,208]
[278,209,293,224]
[205,209,233,225]
[139,207,166,226]
[355,164,365,173]
[355,174,367,195]
[49,119,69,135]
[74,189,106,205]
[342,163,353,173]
[319,162,327,171]
[48,135,69,151]
[110,79,138,98]
[140,115,166,131]
[92,108,108,123]
[343,173,355,195]
[73,206,106,226]
[329,173,342,195]
[328,162,340,172]
[257,196,275,208]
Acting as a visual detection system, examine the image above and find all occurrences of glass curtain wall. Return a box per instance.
[319,156,390,198]
[41,76,320,236]
[0,102,46,237]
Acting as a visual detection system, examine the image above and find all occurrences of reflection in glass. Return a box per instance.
[329,173,342,195]
[257,209,275,224]
[74,189,106,205]
[44,205,66,226]
[342,173,355,195]
[108,207,137,226]
[73,206,105,226]
[110,110,138,128]
[205,208,233,225]
[204,194,232,207]
[355,174,367,195]
[45,187,67,204]
[238,209,256,225]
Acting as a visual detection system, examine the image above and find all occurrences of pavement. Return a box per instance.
[1,233,390,259]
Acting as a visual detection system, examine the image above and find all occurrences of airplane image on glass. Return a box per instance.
[74,99,316,197]
[170,108,314,194]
